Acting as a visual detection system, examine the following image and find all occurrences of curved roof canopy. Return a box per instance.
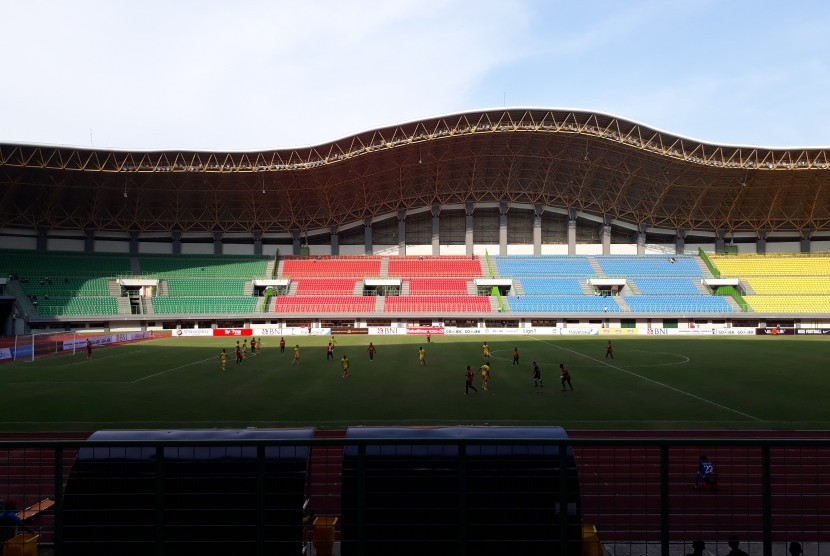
[1,109,829,235]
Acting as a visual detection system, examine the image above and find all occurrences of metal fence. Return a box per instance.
[2,436,829,556]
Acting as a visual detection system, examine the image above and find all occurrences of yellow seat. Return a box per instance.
[582,523,603,556]
[3,532,39,556]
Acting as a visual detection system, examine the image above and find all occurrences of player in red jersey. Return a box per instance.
[465,365,478,394]
[560,363,573,391]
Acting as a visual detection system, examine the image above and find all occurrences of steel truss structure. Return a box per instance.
[1,109,829,237]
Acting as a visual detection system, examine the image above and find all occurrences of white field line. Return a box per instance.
[529,337,763,422]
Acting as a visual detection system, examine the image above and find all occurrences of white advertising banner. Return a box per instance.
[368,327,408,335]
[710,328,756,335]
[559,328,600,336]
[173,328,215,337]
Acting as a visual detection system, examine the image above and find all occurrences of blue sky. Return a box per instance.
[1,0,828,150]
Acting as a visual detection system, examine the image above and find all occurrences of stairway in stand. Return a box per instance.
[308,429,345,534]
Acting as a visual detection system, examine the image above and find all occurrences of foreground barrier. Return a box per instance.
[60,429,313,556]
[2,434,830,556]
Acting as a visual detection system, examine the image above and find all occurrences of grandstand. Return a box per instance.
[2,108,830,332]
[15,248,830,324]
[710,254,830,313]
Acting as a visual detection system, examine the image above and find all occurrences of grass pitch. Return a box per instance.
[2,335,829,432]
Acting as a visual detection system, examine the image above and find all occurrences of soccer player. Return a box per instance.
[280,337,286,354]
[479,361,491,391]
[220,348,227,371]
[235,342,243,365]
[86,339,93,361]
[532,361,543,388]
[465,365,478,394]
[256,337,262,353]
[326,341,334,360]
[560,363,573,391]
[242,339,248,356]
[367,342,377,363]
[426,331,431,344]
[250,338,257,357]
[512,347,520,366]
[293,345,301,365]
[418,346,426,366]
[482,341,490,360]
[606,340,614,359]
[341,354,350,378]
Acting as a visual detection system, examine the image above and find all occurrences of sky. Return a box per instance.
[1,0,829,151]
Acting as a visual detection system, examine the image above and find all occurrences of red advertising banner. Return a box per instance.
[213,328,254,337]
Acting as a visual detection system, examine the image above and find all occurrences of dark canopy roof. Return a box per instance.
[2,109,829,235]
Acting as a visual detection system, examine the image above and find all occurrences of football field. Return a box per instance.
[2,335,829,432]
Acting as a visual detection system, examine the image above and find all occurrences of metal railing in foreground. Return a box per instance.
[2,436,829,556]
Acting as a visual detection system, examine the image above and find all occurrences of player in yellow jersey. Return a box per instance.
[482,341,490,360]
[293,345,301,365]
[480,361,491,391]
[256,337,262,353]
[220,348,227,371]
[341,355,350,378]
[418,346,426,366]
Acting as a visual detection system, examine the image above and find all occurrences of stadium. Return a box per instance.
[2,109,830,555]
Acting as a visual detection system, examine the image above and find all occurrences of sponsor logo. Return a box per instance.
[254,328,283,336]
[712,328,756,335]
[561,328,598,335]
[406,326,445,335]
[173,329,214,337]
[646,328,669,335]
[796,329,830,335]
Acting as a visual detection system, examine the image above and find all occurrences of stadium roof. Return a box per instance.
[2,108,829,236]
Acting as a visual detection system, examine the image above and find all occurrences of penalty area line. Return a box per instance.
[130,356,216,383]
[530,336,763,422]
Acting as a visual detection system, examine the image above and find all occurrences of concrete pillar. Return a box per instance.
[675,228,686,255]
[291,228,301,256]
[602,215,612,255]
[431,202,440,256]
[129,229,140,256]
[756,230,767,255]
[36,225,49,251]
[253,229,263,257]
[567,209,577,255]
[465,201,474,256]
[715,228,726,254]
[212,230,223,255]
[637,224,647,255]
[364,216,373,256]
[84,227,96,253]
[172,229,182,255]
[800,229,812,253]
[499,201,508,256]
[330,225,339,256]
[397,209,406,256]
[533,203,543,256]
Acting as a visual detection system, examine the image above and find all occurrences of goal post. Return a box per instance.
[12,330,79,362]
